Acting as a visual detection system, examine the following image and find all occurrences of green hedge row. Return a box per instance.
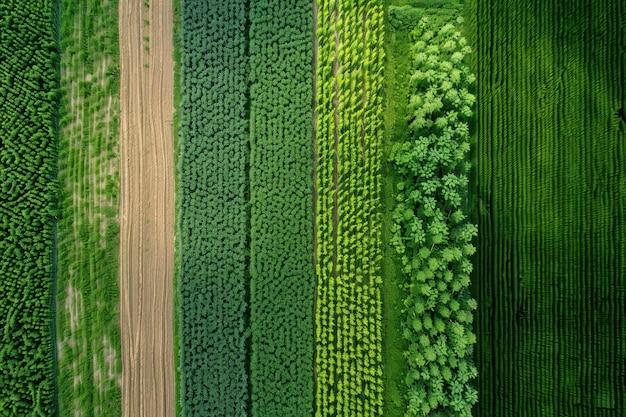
[0,0,58,415]
[248,1,315,415]
[178,1,249,415]
[390,16,478,417]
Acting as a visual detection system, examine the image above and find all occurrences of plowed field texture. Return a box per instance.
[0,1,624,417]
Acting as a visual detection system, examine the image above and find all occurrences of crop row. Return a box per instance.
[390,16,478,417]
[178,1,249,415]
[472,1,626,415]
[0,0,58,414]
[248,1,315,416]
[55,0,122,415]
[314,1,386,416]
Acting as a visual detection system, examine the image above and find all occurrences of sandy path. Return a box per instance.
[118,0,175,416]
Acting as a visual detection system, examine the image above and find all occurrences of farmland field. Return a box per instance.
[248,2,315,416]
[118,0,175,415]
[0,0,58,415]
[177,1,250,415]
[314,1,386,415]
[55,0,121,415]
[471,0,626,415]
[0,0,625,416]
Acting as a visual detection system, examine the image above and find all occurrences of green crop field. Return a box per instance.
[55,0,121,415]
[471,0,626,415]
[0,0,58,414]
[177,1,250,414]
[248,3,315,415]
[1,0,625,416]
[314,1,385,415]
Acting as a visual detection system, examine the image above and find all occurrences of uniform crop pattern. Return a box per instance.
[473,0,626,415]
[314,1,385,415]
[248,1,315,415]
[0,0,58,414]
[178,1,249,415]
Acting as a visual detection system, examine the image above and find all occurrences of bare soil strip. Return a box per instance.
[119,0,175,415]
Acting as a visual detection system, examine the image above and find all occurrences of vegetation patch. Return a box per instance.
[0,0,58,414]
[390,15,478,416]
[248,2,315,415]
[55,0,122,415]
[177,1,249,415]
[314,1,386,415]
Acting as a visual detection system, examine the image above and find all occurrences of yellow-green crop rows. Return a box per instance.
[314,1,385,415]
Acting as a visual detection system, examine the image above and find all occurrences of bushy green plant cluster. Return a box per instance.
[0,0,58,414]
[178,1,249,415]
[315,1,386,416]
[248,1,315,416]
[390,16,478,417]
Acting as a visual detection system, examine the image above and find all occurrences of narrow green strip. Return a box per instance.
[248,2,315,415]
[314,1,386,415]
[0,0,58,414]
[55,0,122,414]
[178,1,250,414]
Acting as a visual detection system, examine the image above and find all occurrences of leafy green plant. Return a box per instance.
[391,16,478,417]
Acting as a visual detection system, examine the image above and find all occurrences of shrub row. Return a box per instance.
[0,0,58,414]
[248,1,315,416]
[178,1,249,415]
[390,16,478,417]
[314,2,386,416]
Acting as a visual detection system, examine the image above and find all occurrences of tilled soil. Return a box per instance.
[118,0,175,415]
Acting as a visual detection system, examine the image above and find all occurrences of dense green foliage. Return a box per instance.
[314,1,386,415]
[471,0,626,415]
[178,1,249,415]
[390,16,478,416]
[248,1,314,415]
[0,0,58,414]
[55,0,121,414]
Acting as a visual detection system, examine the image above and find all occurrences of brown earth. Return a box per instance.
[118,0,175,416]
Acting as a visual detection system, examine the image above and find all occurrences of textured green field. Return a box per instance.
[177,1,249,414]
[471,0,626,415]
[55,0,121,414]
[248,2,315,415]
[0,1,58,414]
[314,1,386,415]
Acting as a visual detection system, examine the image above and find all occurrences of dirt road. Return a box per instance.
[118,0,175,415]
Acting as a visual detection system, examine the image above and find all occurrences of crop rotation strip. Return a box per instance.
[0,0,58,414]
[390,15,478,417]
[248,1,315,415]
[474,0,626,415]
[55,0,121,415]
[178,0,249,415]
[314,1,385,415]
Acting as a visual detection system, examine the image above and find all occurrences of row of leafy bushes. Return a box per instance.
[248,2,315,416]
[390,16,478,417]
[0,0,58,415]
[177,1,250,415]
[314,1,386,416]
